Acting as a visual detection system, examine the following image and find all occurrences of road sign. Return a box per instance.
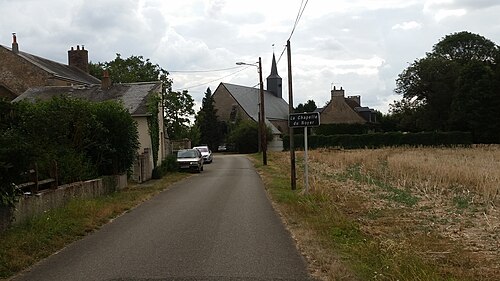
[288,112,320,128]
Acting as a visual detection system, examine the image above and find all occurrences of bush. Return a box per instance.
[283,131,473,150]
[0,97,140,206]
[227,119,259,153]
[152,155,179,179]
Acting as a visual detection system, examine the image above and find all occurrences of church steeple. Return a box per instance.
[266,53,282,99]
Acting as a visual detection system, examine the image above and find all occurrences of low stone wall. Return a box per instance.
[0,174,127,232]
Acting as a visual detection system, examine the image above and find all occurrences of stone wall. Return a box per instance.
[0,174,126,232]
[213,85,251,123]
[0,46,49,97]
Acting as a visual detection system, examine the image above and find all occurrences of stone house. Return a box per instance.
[5,34,166,182]
[213,54,289,151]
[0,34,100,101]
[13,80,167,183]
[316,86,377,124]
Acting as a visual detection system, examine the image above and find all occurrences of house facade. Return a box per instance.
[317,86,377,124]
[0,34,100,101]
[14,81,167,183]
[213,54,289,151]
[5,34,165,183]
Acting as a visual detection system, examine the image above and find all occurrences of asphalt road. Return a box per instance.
[12,154,311,281]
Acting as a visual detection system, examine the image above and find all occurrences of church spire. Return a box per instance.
[266,53,282,99]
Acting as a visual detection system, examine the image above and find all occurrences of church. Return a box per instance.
[212,54,289,151]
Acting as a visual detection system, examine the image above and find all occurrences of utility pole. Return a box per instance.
[287,40,296,190]
[258,57,267,165]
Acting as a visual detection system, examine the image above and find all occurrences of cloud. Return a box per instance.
[1,0,499,114]
[392,21,422,30]
[205,0,226,17]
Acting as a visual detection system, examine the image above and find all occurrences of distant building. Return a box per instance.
[0,34,100,101]
[212,54,289,151]
[316,86,377,124]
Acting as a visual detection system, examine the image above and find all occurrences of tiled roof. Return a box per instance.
[0,44,100,85]
[13,82,161,116]
[222,83,289,121]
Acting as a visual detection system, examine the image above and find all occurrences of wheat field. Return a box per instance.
[271,145,500,279]
[304,145,500,205]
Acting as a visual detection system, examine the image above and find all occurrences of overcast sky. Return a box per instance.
[1,0,499,113]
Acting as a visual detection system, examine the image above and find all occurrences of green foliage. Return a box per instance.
[152,155,178,179]
[163,90,195,140]
[186,125,201,147]
[226,118,274,154]
[227,119,259,153]
[0,97,139,206]
[295,100,317,113]
[0,101,31,206]
[195,87,223,150]
[89,53,172,87]
[90,54,174,166]
[91,101,139,175]
[314,123,379,135]
[147,94,161,168]
[391,31,500,143]
[283,131,473,150]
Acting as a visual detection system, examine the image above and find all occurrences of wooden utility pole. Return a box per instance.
[287,40,296,190]
[258,57,267,165]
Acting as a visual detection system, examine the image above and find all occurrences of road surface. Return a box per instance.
[12,154,311,281]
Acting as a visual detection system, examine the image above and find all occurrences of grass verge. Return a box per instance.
[249,152,469,281]
[0,173,190,279]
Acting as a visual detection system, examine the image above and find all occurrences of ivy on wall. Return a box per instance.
[147,94,161,168]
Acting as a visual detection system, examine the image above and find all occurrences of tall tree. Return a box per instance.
[90,54,171,163]
[163,90,195,140]
[89,54,171,87]
[391,31,500,142]
[195,87,222,150]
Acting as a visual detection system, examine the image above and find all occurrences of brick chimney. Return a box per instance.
[347,95,361,106]
[331,86,345,100]
[12,33,19,54]
[101,70,111,90]
[68,45,89,73]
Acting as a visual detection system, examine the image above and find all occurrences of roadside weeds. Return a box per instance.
[250,147,499,281]
[0,173,190,279]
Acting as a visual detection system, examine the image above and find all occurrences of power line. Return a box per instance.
[168,66,243,73]
[277,0,309,63]
[174,65,253,91]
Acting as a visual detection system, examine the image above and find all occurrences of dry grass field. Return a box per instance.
[260,146,500,280]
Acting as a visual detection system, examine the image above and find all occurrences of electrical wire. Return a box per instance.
[168,66,243,73]
[174,65,253,91]
[277,0,310,63]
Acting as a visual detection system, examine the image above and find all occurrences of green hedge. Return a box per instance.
[312,123,380,135]
[283,131,473,150]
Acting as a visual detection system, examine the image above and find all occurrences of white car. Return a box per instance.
[193,146,213,164]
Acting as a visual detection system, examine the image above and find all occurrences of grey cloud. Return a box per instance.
[430,0,500,10]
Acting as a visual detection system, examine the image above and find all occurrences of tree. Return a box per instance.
[1,97,140,206]
[295,100,317,113]
[391,31,500,142]
[89,53,170,160]
[227,118,273,154]
[163,90,195,140]
[195,87,223,150]
[89,54,172,88]
[91,100,140,175]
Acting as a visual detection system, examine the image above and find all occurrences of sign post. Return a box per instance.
[288,112,320,193]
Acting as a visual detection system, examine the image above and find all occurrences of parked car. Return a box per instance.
[176,149,204,172]
[217,144,227,152]
[193,146,213,163]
